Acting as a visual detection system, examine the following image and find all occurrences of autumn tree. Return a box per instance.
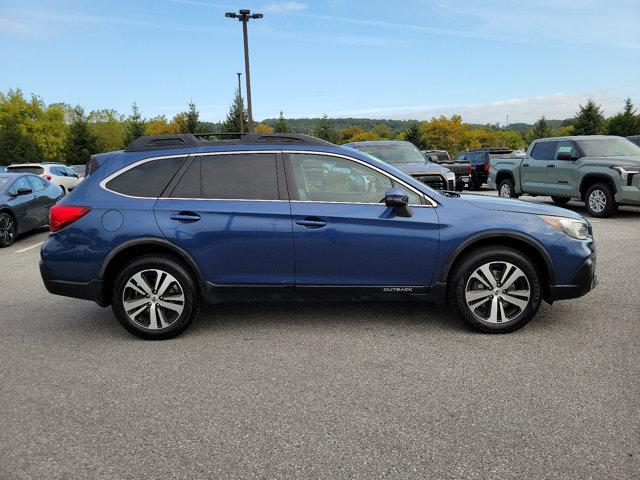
[254,123,274,133]
[88,109,125,153]
[420,115,473,153]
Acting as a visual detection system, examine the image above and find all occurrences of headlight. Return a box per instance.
[611,166,640,181]
[539,215,591,240]
[444,171,456,181]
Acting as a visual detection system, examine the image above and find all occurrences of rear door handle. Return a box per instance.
[547,164,556,168]
[170,212,201,223]
[522,163,530,167]
[296,217,327,229]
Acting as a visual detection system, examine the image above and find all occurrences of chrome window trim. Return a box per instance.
[284,150,437,207]
[99,149,438,207]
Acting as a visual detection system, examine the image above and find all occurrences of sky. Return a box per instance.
[1,0,639,124]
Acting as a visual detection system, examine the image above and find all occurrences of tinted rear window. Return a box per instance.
[170,157,202,198]
[106,157,186,197]
[201,153,278,200]
[530,142,557,160]
[7,166,44,175]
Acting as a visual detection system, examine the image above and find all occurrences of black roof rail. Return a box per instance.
[125,132,335,152]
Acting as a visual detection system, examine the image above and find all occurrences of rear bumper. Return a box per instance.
[40,261,107,306]
[548,256,597,302]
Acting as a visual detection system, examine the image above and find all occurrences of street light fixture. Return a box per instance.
[225,9,263,132]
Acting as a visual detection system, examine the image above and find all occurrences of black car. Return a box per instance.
[422,149,471,191]
[0,173,63,247]
[457,148,514,190]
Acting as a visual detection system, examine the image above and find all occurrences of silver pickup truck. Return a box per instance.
[488,135,640,217]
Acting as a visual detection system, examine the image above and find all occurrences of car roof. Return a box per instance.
[0,173,26,178]
[7,163,56,167]
[532,135,625,142]
[343,141,412,147]
[466,147,512,152]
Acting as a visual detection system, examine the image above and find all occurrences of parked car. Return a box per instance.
[0,173,63,247]
[422,149,471,191]
[40,133,597,339]
[343,141,456,190]
[457,148,515,190]
[627,135,640,147]
[489,135,640,217]
[6,163,81,195]
[70,164,87,180]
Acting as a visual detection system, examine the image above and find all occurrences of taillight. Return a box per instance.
[467,163,472,174]
[49,205,91,232]
[484,163,490,174]
[42,174,52,181]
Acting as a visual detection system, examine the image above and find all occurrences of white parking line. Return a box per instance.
[16,241,45,253]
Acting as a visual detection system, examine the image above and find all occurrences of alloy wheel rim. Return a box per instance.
[499,184,511,197]
[588,190,606,213]
[0,215,16,244]
[465,261,531,324]
[122,269,185,330]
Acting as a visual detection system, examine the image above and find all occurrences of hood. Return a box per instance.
[582,155,640,167]
[392,162,451,176]
[460,194,584,220]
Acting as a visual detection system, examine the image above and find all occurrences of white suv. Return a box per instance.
[6,163,81,195]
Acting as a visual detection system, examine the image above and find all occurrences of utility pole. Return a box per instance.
[237,72,243,133]
[225,9,263,132]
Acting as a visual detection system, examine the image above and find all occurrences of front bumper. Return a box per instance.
[548,255,597,302]
[40,260,107,306]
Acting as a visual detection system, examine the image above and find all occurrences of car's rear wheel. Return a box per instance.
[112,255,200,340]
[498,178,518,198]
[448,247,542,333]
[0,212,17,248]
[551,196,571,206]
[585,183,617,218]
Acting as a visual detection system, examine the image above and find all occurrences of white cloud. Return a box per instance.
[323,92,627,124]
[265,2,307,14]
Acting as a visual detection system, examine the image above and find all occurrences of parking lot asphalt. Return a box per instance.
[1,192,639,480]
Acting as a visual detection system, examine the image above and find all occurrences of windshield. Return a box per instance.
[355,144,426,164]
[576,138,640,157]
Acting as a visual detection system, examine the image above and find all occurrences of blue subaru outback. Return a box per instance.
[40,133,597,339]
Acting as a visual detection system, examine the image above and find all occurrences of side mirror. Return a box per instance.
[557,151,578,161]
[16,187,32,196]
[384,187,413,217]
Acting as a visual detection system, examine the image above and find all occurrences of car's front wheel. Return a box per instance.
[112,255,200,340]
[0,212,17,248]
[448,247,542,333]
[585,183,617,218]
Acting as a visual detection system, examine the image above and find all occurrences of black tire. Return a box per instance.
[0,212,17,248]
[498,178,519,198]
[112,255,200,340]
[584,183,617,218]
[551,196,571,206]
[447,247,542,333]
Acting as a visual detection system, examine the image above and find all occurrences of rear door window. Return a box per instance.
[105,156,186,198]
[201,153,279,200]
[531,141,558,160]
[27,176,47,192]
[9,176,31,194]
[170,157,202,198]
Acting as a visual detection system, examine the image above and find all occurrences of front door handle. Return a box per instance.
[547,164,556,168]
[522,163,530,167]
[170,212,201,223]
[296,217,327,229]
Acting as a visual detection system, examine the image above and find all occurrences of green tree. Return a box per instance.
[88,109,125,153]
[573,99,605,135]
[310,114,339,143]
[608,98,640,136]
[274,111,290,133]
[185,100,200,134]
[220,88,248,133]
[404,122,425,149]
[65,106,98,165]
[122,102,147,147]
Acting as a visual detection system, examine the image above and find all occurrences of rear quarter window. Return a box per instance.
[105,156,186,198]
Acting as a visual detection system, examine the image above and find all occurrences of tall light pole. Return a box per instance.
[236,72,243,133]
[225,9,263,132]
